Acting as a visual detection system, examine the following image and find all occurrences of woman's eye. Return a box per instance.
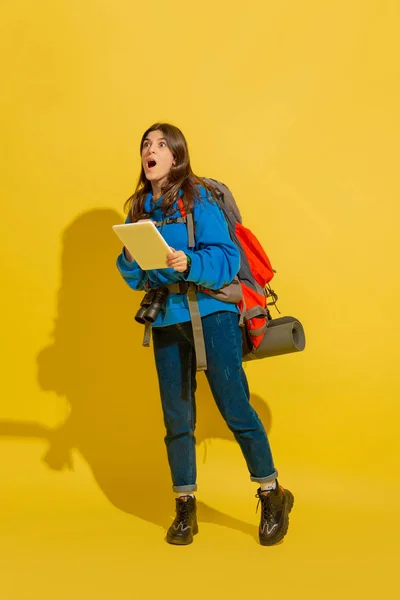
[160,142,166,147]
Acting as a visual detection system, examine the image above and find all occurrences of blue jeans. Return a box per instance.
[152,311,278,492]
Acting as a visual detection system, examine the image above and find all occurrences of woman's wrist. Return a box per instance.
[184,254,192,277]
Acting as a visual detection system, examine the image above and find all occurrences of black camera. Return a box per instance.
[135,287,170,324]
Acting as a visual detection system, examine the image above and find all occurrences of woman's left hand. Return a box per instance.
[166,247,188,272]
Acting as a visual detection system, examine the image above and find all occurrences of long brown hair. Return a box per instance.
[124,123,217,222]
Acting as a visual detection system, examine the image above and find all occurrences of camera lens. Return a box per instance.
[135,306,148,324]
[135,289,156,324]
[143,287,169,323]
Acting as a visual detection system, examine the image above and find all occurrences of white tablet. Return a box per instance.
[112,220,172,270]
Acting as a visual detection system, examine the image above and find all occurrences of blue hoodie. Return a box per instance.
[116,185,240,327]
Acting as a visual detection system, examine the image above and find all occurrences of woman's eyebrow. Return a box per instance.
[144,137,167,142]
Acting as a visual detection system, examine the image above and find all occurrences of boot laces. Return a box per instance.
[175,498,190,525]
[255,491,277,522]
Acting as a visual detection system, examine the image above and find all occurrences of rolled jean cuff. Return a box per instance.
[250,470,278,484]
[172,484,198,493]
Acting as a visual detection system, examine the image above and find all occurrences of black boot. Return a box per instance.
[256,481,294,546]
[166,496,198,545]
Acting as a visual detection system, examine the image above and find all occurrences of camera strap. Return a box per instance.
[142,322,152,347]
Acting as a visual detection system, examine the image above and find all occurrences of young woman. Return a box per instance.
[116,123,294,546]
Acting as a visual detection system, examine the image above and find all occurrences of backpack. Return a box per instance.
[179,178,280,369]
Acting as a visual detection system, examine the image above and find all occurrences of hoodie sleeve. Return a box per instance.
[116,249,149,291]
[184,190,240,290]
[116,212,149,291]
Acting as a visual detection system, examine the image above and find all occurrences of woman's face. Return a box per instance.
[141,129,175,188]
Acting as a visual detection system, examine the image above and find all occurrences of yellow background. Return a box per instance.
[1,1,399,598]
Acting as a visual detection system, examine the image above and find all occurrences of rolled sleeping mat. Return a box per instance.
[243,316,306,361]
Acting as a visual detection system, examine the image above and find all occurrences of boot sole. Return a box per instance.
[166,523,199,545]
[259,490,294,546]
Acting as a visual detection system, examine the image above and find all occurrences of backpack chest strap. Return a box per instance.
[152,213,195,250]
[152,217,187,226]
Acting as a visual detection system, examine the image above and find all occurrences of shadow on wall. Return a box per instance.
[0,209,273,541]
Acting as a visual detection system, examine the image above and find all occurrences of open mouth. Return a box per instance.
[147,160,157,169]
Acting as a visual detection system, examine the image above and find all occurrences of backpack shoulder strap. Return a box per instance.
[179,180,230,249]
[186,213,195,249]
[178,196,195,249]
